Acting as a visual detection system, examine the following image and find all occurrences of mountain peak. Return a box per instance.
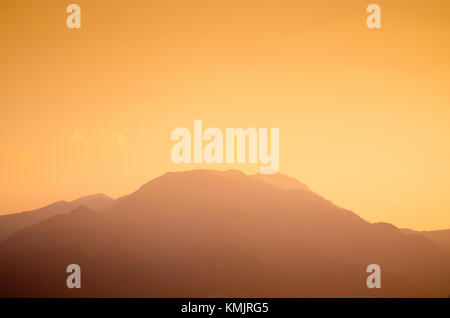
[71,193,115,211]
[250,172,313,193]
[1,169,450,297]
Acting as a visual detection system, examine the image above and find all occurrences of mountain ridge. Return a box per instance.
[0,169,449,297]
[0,193,115,242]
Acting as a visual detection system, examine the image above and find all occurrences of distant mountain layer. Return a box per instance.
[401,228,450,254]
[0,170,449,297]
[0,194,115,241]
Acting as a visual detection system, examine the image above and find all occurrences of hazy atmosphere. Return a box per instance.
[1,0,450,230]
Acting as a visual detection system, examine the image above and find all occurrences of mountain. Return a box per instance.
[402,228,450,254]
[0,170,449,297]
[0,193,115,242]
[250,172,314,193]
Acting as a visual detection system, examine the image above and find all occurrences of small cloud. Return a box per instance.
[69,129,84,142]
[14,149,38,163]
[68,129,126,147]
[114,132,126,146]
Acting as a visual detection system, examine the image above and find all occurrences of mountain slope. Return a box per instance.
[251,172,314,193]
[402,228,450,254]
[0,170,449,297]
[0,193,115,241]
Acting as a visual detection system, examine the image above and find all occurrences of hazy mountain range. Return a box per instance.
[0,193,121,241]
[0,170,449,297]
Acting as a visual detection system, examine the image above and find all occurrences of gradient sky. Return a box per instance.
[1,0,449,230]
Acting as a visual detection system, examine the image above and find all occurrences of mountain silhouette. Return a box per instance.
[401,228,450,254]
[251,172,314,193]
[0,193,115,242]
[0,170,449,297]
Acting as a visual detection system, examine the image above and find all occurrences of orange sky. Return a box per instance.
[1,0,449,230]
